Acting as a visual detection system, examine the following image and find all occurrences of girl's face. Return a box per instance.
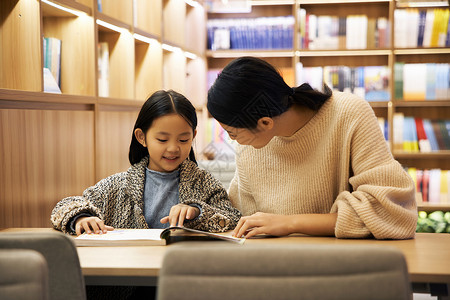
[137,113,196,173]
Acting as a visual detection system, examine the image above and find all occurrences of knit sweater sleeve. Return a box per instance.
[179,161,242,233]
[331,100,417,239]
[50,173,124,234]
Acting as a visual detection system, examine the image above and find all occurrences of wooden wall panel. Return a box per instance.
[96,109,139,181]
[0,109,95,228]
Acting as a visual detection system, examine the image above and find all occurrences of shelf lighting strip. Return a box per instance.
[133,33,159,46]
[41,0,85,17]
[96,20,127,34]
[162,43,183,53]
[184,51,197,59]
[185,0,202,8]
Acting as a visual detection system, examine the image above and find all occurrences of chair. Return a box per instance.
[0,231,86,300]
[0,249,49,300]
[157,242,412,300]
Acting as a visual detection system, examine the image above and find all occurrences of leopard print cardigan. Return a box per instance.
[51,156,241,234]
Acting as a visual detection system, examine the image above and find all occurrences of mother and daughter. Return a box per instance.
[51,56,417,241]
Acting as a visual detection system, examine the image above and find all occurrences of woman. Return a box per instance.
[207,56,417,239]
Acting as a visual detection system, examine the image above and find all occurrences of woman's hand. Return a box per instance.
[160,204,200,227]
[233,212,337,238]
[233,212,296,238]
[75,216,114,236]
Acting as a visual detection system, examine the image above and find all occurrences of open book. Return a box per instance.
[74,226,245,246]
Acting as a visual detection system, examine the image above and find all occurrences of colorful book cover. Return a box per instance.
[364,66,390,101]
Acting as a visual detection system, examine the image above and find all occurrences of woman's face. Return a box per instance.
[219,122,273,149]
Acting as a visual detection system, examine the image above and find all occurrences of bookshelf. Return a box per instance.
[0,0,207,228]
[206,0,450,212]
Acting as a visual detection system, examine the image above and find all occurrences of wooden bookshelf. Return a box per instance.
[0,0,207,228]
[206,0,450,212]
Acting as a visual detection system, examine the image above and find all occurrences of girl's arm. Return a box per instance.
[179,165,242,232]
[50,174,122,234]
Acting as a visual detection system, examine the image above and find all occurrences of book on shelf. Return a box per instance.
[396,63,450,100]
[298,9,389,50]
[43,37,61,91]
[297,64,389,101]
[395,8,450,48]
[407,168,450,204]
[393,114,450,152]
[75,227,245,247]
[43,68,62,94]
[207,16,294,50]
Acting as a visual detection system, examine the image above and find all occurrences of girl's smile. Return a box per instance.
[136,113,196,173]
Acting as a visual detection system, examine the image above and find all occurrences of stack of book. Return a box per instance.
[296,63,390,101]
[394,8,450,48]
[207,16,294,50]
[298,9,390,50]
[394,63,450,100]
[407,167,450,204]
[393,113,450,152]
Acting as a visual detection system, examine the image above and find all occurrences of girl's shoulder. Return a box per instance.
[179,159,222,185]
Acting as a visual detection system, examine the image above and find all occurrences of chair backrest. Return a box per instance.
[157,242,412,300]
[0,231,86,300]
[0,249,49,300]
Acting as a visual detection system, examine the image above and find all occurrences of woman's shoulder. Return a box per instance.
[328,91,375,119]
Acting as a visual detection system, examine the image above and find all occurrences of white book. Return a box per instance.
[428,169,441,204]
[394,9,408,48]
[406,9,419,48]
[393,112,404,151]
[74,227,245,247]
[403,64,427,100]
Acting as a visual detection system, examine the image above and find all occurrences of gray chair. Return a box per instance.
[0,232,86,300]
[157,242,412,300]
[0,249,49,300]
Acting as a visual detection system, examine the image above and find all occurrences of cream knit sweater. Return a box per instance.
[229,91,417,239]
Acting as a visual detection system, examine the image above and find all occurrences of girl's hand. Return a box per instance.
[160,204,200,227]
[75,216,114,236]
[233,212,295,238]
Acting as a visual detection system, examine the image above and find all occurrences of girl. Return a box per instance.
[207,56,417,240]
[51,90,241,236]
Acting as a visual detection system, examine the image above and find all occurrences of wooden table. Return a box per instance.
[2,229,450,289]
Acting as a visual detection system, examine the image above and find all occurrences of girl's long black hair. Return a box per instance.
[129,90,197,165]
[207,56,332,129]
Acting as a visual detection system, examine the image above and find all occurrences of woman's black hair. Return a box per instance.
[129,90,197,165]
[207,56,332,129]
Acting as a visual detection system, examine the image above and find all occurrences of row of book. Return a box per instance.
[43,37,62,94]
[393,114,450,152]
[394,8,450,48]
[407,168,450,204]
[296,63,390,101]
[298,10,390,50]
[394,63,450,101]
[207,16,295,50]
